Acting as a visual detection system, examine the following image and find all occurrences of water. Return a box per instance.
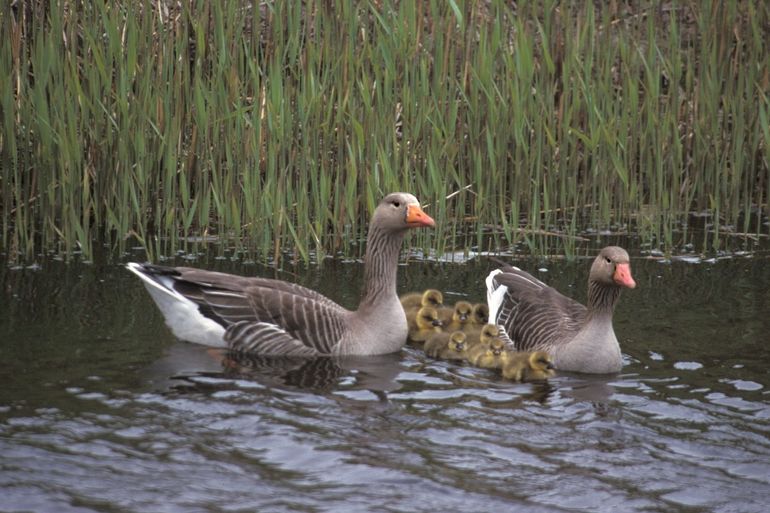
[2,248,769,512]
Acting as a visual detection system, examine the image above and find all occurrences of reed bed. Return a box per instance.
[1,0,769,263]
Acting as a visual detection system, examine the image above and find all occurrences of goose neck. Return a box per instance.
[358,224,404,309]
[586,280,622,317]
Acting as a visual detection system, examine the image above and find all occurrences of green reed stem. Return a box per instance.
[1,0,768,263]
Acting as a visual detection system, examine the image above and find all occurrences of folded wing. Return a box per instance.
[488,266,586,351]
[144,265,349,355]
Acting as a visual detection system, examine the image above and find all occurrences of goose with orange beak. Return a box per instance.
[486,246,636,374]
[128,193,434,356]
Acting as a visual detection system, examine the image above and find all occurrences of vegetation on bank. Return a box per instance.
[1,0,769,263]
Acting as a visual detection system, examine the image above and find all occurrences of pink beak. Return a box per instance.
[613,262,636,289]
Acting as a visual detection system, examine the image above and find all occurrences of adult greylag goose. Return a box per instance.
[467,337,509,369]
[424,331,468,360]
[128,193,434,356]
[501,351,555,382]
[486,246,636,374]
[399,289,444,311]
[406,305,444,343]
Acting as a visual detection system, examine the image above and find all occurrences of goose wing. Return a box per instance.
[487,266,586,351]
[173,266,342,309]
[144,265,349,355]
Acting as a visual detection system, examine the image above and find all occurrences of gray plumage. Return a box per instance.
[486,246,636,374]
[128,193,434,356]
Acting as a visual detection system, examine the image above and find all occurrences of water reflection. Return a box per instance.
[2,248,770,512]
[163,348,407,396]
[555,372,617,403]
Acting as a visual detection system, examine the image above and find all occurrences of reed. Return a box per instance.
[1,0,768,263]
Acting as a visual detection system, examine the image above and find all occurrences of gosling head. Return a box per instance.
[528,351,556,375]
[416,306,443,330]
[489,337,507,356]
[448,331,467,352]
[480,324,501,343]
[421,289,444,307]
[452,301,473,324]
[472,303,489,324]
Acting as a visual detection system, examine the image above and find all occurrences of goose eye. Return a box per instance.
[393,201,401,208]
[604,257,612,264]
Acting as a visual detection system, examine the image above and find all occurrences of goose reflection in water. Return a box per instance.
[220,351,405,394]
[145,343,406,399]
[142,340,618,408]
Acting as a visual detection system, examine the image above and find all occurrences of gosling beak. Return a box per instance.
[432,319,444,327]
[405,204,435,228]
[456,342,465,351]
[613,262,636,289]
[546,362,555,370]
[459,313,468,322]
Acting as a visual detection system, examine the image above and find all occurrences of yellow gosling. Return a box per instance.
[439,300,474,331]
[463,324,502,351]
[425,331,468,360]
[407,306,444,343]
[400,289,444,311]
[471,303,489,325]
[467,337,509,369]
[501,351,556,382]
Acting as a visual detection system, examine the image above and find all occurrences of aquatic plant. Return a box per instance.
[1,1,768,262]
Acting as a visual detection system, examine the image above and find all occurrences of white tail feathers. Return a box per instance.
[485,269,507,323]
[126,263,227,347]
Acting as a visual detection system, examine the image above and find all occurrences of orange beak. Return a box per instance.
[405,204,435,228]
[613,262,636,289]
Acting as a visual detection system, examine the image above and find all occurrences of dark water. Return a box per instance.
[1,247,769,513]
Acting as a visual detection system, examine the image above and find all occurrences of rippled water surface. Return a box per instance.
[2,248,769,512]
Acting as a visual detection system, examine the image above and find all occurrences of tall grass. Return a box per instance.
[1,0,769,263]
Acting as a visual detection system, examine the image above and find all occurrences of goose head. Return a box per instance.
[371,193,435,231]
[591,246,636,289]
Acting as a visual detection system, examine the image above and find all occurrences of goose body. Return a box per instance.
[128,193,434,356]
[501,351,555,382]
[486,246,636,374]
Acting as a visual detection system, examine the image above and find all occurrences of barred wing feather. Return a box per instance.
[489,267,586,352]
